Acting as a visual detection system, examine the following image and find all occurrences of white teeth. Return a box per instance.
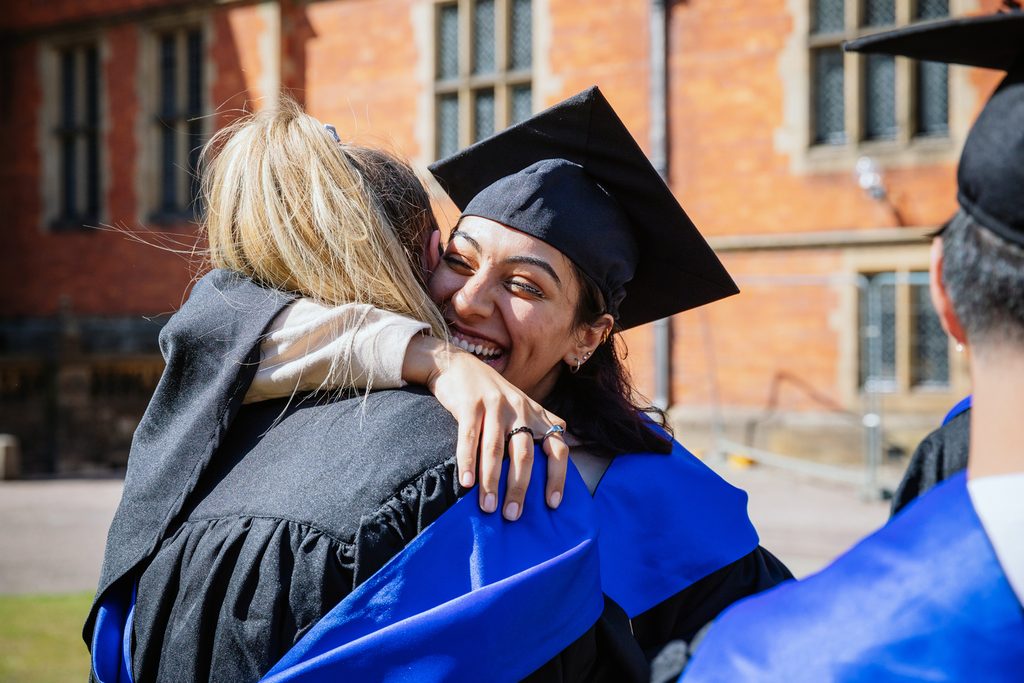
[453,334,500,358]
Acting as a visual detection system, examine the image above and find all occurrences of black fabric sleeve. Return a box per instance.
[521,597,650,683]
[629,545,794,659]
[890,410,970,517]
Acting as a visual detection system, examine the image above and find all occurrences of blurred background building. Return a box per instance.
[0,0,1003,479]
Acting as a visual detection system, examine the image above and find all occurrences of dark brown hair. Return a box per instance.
[542,263,673,457]
[346,146,440,289]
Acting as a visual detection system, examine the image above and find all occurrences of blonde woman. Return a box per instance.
[85,99,571,682]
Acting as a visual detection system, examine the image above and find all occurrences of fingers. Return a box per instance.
[477,408,505,515]
[503,430,534,521]
[455,407,482,490]
[542,428,569,509]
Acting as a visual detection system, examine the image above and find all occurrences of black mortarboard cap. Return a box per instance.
[845,9,1024,247]
[428,86,738,330]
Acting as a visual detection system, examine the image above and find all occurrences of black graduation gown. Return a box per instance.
[890,409,970,516]
[86,270,791,682]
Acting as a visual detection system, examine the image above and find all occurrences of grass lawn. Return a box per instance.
[0,592,93,682]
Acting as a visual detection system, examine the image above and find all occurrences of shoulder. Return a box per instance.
[685,474,1020,681]
[190,387,460,542]
[891,409,970,514]
[593,438,759,617]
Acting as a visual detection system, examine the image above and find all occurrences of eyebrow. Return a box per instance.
[451,229,563,288]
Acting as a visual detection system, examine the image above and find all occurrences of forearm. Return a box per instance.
[402,335,459,389]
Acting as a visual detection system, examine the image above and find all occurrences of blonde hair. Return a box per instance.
[200,97,447,339]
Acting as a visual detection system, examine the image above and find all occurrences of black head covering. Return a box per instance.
[845,9,1024,247]
[428,86,738,330]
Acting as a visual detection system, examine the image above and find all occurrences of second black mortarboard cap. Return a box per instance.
[845,9,1024,247]
[428,86,738,330]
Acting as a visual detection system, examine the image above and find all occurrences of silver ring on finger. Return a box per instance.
[541,424,566,441]
[507,425,535,441]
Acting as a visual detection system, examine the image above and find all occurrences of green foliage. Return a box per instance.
[0,592,92,682]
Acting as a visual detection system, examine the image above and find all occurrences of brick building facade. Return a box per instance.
[0,0,1003,474]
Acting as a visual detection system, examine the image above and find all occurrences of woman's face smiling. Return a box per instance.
[428,215,585,402]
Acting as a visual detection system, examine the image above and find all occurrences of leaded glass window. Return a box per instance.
[437,4,459,80]
[437,94,459,159]
[472,0,495,75]
[860,274,896,387]
[812,0,845,33]
[916,60,948,137]
[153,26,206,221]
[911,282,949,386]
[54,44,102,229]
[510,0,532,70]
[808,0,950,149]
[474,89,496,142]
[916,0,948,20]
[511,84,532,124]
[865,54,896,140]
[862,0,895,27]
[434,0,532,159]
[813,49,845,145]
[858,271,950,390]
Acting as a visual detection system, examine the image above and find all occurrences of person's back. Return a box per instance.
[132,382,461,680]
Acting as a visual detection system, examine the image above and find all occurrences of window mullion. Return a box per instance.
[846,1,862,144]
[895,273,913,392]
[844,50,862,144]
[458,0,472,149]
[75,49,88,220]
[895,55,912,145]
[847,0,862,37]
[495,0,509,130]
[896,0,912,25]
[176,33,188,213]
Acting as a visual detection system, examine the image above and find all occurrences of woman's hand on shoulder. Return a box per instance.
[404,336,568,521]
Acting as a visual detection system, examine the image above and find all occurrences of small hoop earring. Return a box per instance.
[569,356,582,374]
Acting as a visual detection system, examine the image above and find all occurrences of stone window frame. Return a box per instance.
[779,0,973,175]
[136,10,213,227]
[431,0,534,160]
[839,244,969,410]
[38,33,108,232]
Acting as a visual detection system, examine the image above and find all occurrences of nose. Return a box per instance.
[450,272,495,321]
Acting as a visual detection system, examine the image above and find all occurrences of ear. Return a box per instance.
[563,314,615,366]
[929,236,967,347]
[421,229,442,277]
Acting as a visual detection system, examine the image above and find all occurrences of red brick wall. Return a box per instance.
[0,0,1008,407]
[1,0,190,32]
[301,0,425,157]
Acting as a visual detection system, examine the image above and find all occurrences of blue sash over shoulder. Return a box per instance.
[681,472,1024,682]
[261,458,603,682]
[92,429,758,682]
[595,438,758,617]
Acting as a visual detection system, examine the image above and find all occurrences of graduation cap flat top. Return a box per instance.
[845,9,1024,247]
[428,86,738,331]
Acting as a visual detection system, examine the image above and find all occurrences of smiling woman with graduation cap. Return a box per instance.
[423,85,795,669]
[259,87,793,681]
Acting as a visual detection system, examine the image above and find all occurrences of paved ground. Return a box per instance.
[0,479,122,595]
[709,462,891,578]
[0,463,892,594]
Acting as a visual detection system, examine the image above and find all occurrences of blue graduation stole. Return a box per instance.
[681,471,1024,682]
[92,438,757,682]
[594,438,758,618]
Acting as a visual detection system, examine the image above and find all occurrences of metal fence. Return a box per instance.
[703,270,950,499]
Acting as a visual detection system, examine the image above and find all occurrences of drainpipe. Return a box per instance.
[650,0,672,409]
